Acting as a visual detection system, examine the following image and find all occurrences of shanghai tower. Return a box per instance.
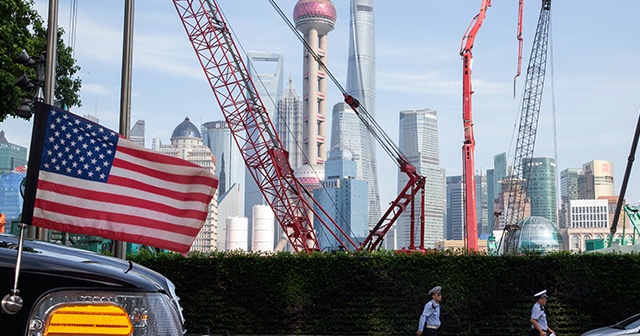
[331,0,380,229]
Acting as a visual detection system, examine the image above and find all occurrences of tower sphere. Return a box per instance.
[293,0,336,35]
[294,163,325,192]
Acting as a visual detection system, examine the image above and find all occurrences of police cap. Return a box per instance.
[534,289,548,298]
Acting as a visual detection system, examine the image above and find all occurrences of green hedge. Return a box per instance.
[131,250,640,336]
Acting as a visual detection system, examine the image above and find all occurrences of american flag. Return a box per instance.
[22,103,218,253]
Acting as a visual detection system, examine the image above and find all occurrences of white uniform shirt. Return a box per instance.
[531,302,548,331]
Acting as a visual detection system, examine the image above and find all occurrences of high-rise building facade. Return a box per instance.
[216,183,242,251]
[247,51,285,117]
[157,117,218,253]
[0,170,27,232]
[244,51,285,245]
[0,131,27,173]
[446,175,464,240]
[393,108,444,249]
[331,0,380,231]
[582,160,615,199]
[313,147,368,250]
[129,120,145,148]
[486,168,495,229]
[488,153,508,230]
[476,171,489,235]
[559,168,582,228]
[202,120,244,202]
[524,157,557,224]
[446,173,487,240]
[277,77,304,170]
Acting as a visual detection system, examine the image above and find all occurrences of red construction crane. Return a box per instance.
[460,0,491,251]
[173,0,427,252]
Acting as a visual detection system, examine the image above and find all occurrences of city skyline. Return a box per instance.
[2,0,640,209]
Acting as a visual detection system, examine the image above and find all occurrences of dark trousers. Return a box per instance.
[529,328,545,336]
[423,328,438,336]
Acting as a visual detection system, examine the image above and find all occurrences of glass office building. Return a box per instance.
[393,108,444,249]
[0,131,27,174]
[524,157,557,224]
[314,147,368,250]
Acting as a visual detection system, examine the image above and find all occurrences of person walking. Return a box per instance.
[529,290,556,336]
[417,286,442,336]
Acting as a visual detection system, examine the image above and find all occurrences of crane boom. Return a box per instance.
[500,0,552,254]
[173,0,366,253]
[460,0,491,251]
[342,95,427,251]
[174,0,424,253]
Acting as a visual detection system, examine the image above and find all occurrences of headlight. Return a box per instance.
[28,290,183,336]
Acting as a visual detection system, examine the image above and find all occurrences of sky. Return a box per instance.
[4,0,640,209]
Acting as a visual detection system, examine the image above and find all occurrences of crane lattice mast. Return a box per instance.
[500,0,552,254]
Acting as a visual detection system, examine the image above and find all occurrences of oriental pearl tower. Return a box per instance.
[292,0,336,192]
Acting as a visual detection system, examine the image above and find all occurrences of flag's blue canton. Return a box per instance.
[40,108,118,183]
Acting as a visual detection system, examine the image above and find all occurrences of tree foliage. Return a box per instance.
[0,0,81,122]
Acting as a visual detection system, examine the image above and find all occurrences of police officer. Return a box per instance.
[417,286,441,336]
[530,290,556,336]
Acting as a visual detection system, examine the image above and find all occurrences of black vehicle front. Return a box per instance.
[0,234,185,336]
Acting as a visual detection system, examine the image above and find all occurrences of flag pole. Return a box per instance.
[113,0,135,259]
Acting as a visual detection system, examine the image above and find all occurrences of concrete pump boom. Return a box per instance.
[460,0,491,251]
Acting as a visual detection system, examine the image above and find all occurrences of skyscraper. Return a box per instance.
[394,108,445,249]
[0,170,27,232]
[216,183,242,251]
[582,160,615,199]
[524,157,557,224]
[559,168,582,228]
[331,0,380,230]
[246,51,285,117]
[486,168,495,229]
[244,51,285,244]
[202,120,244,204]
[129,119,145,148]
[277,77,304,170]
[491,152,509,229]
[157,117,218,253]
[446,175,464,240]
[475,171,489,235]
[313,147,368,250]
[447,173,487,240]
[0,131,27,173]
